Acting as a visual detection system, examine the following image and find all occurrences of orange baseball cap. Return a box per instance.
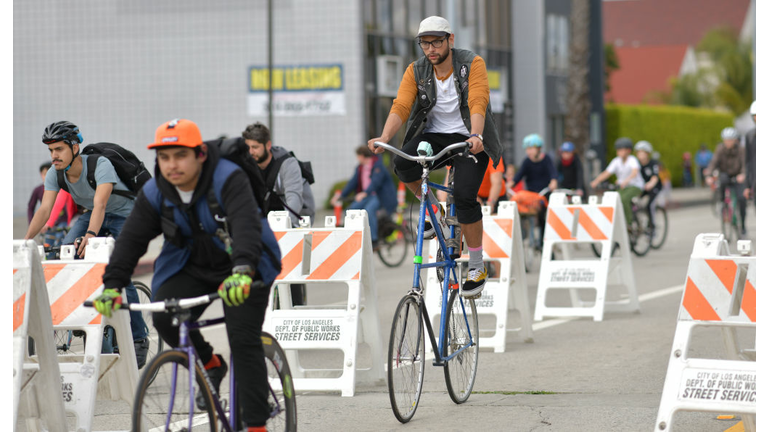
[148,118,203,149]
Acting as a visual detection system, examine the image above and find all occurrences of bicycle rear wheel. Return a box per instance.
[132,350,217,432]
[387,294,425,423]
[443,289,479,404]
[650,207,668,249]
[263,332,298,432]
[377,223,409,267]
[629,211,651,257]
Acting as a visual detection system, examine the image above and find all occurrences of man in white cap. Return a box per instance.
[368,16,501,298]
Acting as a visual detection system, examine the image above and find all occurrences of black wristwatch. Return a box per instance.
[469,134,483,142]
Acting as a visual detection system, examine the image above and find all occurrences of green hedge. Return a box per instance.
[605,104,734,186]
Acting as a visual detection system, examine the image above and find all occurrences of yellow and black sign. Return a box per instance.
[487,69,502,91]
[250,64,344,92]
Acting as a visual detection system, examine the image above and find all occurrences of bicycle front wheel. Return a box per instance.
[443,289,479,404]
[650,207,668,249]
[132,350,217,432]
[263,332,298,432]
[387,294,425,423]
[377,224,409,267]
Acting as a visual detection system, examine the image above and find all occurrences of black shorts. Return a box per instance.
[393,132,489,224]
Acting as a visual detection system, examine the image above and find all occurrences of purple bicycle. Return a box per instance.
[87,287,296,431]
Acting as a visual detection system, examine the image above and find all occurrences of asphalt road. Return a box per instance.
[21,202,756,432]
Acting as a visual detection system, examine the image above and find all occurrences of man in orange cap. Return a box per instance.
[95,119,281,432]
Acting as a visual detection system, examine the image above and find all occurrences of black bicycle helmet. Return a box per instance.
[42,121,82,146]
[614,137,633,150]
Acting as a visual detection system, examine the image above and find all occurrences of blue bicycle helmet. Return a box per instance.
[560,141,575,152]
[522,134,543,148]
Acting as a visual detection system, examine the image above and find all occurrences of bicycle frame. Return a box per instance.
[391,148,475,367]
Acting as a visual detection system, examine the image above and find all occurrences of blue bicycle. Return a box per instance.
[374,141,479,423]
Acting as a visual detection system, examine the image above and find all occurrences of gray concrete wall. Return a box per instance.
[14,0,364,217]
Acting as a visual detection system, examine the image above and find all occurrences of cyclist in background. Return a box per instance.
[24,120,149,368]
[706,127,747,237]
[509,133,558,245]
[744,101,756,200]
[93,119,281,432]
[590,137,645,227]
[367,15,502,298]
[331,145,398,249]
[634,141,661,232]
[556,141,585,197]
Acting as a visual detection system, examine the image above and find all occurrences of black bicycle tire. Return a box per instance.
[132,349,217,432]
[443,289,479,404]
[377,223,409,268]
[629,209,651,257]
[262,331,298,432]
[387,294,425,423]
[650,207,668,250]
[133,280,164,382]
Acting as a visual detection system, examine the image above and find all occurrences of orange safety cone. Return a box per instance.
[397,182,406,208]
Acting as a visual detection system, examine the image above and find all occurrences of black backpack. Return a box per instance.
[57,142,151,199]
[267,150,315,188]
[204,137,270,217]
[263,150,314,219]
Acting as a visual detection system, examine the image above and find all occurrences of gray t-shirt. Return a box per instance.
[44,154,134,218]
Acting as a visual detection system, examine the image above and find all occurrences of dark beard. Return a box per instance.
[428,52,447,65]
[257,152,270,164]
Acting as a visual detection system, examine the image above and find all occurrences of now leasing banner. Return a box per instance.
[248,64,346,117]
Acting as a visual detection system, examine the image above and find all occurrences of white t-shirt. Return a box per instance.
[423,72,469,135]
[606,155,645,189]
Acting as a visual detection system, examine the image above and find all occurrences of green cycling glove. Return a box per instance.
[218,273,253,307]
[94,288,123,318]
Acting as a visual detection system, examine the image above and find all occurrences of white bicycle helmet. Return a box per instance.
[750,100,756,115]
[634,140,653,153]
[721,127,739,140]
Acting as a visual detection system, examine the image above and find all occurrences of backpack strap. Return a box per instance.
[264,153,292,193]
[56,170,69,194]
[264,153,304,220]
[205,184,283,271]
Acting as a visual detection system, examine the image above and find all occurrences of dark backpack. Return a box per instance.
[203,137,270,217]
[57,142,151,199]
[263,150,314,219]
[266,151,315,189]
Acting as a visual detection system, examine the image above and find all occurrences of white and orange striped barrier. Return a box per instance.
[43,237,138,432]
[655,234,756,432]
[425,201,532,354]
[264,210,384,397]
[13,240,68,432]
[534,192,639,321]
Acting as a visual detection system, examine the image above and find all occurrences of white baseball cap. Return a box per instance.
[417,16,452,37]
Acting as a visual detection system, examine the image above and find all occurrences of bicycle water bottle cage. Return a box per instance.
[417,141,434,157]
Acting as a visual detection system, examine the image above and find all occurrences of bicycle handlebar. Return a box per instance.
[373,141,473,164]
[83,281,268,312]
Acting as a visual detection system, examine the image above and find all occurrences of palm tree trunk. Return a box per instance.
[565,0,591,155]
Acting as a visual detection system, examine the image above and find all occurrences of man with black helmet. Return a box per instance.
[590,137,645,226]
[24,120,150,367]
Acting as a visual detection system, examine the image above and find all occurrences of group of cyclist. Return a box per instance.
[22,12,755,429]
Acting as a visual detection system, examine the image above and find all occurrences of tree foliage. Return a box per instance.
[663,27,753,115]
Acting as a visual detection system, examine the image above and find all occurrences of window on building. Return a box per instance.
[546,14,569,74]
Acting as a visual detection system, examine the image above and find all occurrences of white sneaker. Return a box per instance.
[423,204,449,240]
